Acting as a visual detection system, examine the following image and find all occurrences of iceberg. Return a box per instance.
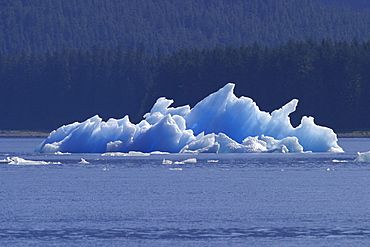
[35,83,343,153]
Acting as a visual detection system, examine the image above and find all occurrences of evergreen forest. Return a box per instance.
[1,39,369,132]
[1,0,370,54]
[1,0,370,133]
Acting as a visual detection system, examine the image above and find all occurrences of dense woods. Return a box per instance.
[1,0,370,54]
[1,0,370,133]
[1,39,370,132]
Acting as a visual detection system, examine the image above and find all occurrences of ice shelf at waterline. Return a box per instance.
[35,83,343,153]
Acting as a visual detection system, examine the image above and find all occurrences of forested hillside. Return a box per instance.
[1,39,369,132]
[1,0,370,133]
[1,0,370,54]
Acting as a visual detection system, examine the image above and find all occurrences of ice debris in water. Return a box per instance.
[0,157,12,163]
[5,157,60,165]
[162,158,197,165]
[355,151,370,162]
[55,151,71,155]
[78,158,89,164]
[162,159,173,165]
[174,158,197,164]
[35,83,343,154]
[331,159,348,163]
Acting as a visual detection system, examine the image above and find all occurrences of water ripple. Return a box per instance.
[0,227,369,239]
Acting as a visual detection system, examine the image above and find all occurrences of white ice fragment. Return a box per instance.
[162,159,173,164]
[78,158,89,164]
[0,157,12,163]
[126,151,150,156]
[207,160,219,163]
[172,158,197,164]
[102,152,127,156]
[182,158,197,163]
[102,151,150,156]
[355,151,370,162]
[55,151,71,155]
[7,157,58,165]
[151,151,170,155]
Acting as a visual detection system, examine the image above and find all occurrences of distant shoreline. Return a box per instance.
[1,130,370,138]
[0,131,49,138]
[336,132,370,138]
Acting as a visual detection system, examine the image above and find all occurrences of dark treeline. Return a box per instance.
[1,0,370,54]
[1,39,370,132]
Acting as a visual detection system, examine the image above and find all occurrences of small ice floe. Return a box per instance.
[54,151,71,155]
[126,151,150,156]
[102,151,150,156]
[174,158,197,164]
[207,159,219,163]
[355,151,370,162]
[7,157,60,165]
[0,157,12,163]
[151,151,170,155]
[102,152,126,156]
[78,158,89,164]
[169,168,183,171]
[102,167,109,171]
[162,159,173,165]
[182,158,197,163]
[331,159,348,163]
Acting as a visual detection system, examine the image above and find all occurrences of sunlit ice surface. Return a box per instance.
[35,83,343,153]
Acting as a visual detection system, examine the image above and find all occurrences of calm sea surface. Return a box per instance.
[0,138,370,246]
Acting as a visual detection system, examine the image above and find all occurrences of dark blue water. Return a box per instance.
[0,138,370,246]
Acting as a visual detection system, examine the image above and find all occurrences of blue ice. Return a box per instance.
[35,83,343,153]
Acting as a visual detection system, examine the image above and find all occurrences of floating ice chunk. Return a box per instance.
[55,151,71,155]
[332,159,348,163]
[78,158,89,164]
[162,159,173,164]
[0,157,12,163]
[101,151,150,156]
[355,151,370,162]
[182,158,197,163]
[126,151,150,156]
[102,152,127,156]
[151,151,170,155]
[7,157,59,165]
[172,158,197,164]
[207,160,219,163]
[174,161,185,164]
[35,83,343,153]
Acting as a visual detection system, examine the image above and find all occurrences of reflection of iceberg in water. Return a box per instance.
[35,83,343,153]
